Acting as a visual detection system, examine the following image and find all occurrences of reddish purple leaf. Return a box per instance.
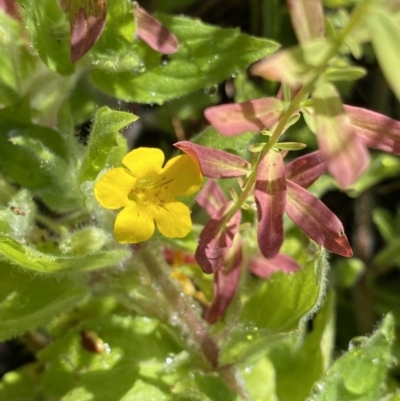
[344,105,400,155]
[134,6,179,54]
[0,0,19,18]
[248,252,301,279]
[195,201,241,274]
[174,141,250,178]
[287,0,325,44]
[196,180,227,217]
[69,0,107,63]
[285,180,353,257]
[285,150,326,188]
[312,82,369,188]
[204,98,284,136]
[255,150,286,259]
[205,235,242,324]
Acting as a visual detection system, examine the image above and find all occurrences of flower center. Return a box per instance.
[128,175,173,206]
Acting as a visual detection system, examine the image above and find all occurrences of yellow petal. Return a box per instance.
[94,168,136,209]
[153,201,192,238]
[122,148,164,178]
[114,203,155,243]
[162,155,203,196]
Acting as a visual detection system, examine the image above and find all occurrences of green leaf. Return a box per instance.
[323,66,367,82]
[0,12,35,105]
[0,261,85,341]
[308,314,395,401]
[91,15,279,104]
[0,125,83,212]
[38,315,182,400]
[0,363,42,400]
[18,0,75,75]
[0,234,130,274]
[273,142,307,151]
[331,258,365,288]
[193,126,254,157]
[172,371,240,401]
[59,227,108,255]
[90,0,137,70]
[347,154,400,197]
[78,107,139,183]
[105,133,129,168]
[0,96,70,158]
[380,392,400,401]
[241,357,277,401]
[368,9,400,102]
[372,208,396,242]
[220,250,328,364]
[268,291,336,401]
[2,130,83,212]
[373,238,400,269]
[57,102,84,162]
[0,189,36,241]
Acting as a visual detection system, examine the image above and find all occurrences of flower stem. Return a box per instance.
[138,243,251,400]
[220,1,370,226]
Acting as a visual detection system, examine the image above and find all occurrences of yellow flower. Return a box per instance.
[94,147,203,244]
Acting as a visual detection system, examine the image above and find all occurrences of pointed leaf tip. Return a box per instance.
[134,6,179,54]
[286,180,353,257]
[174,141,250,179]
[69,0,107,63]
[204,97,284,136]
[255,151,286,259]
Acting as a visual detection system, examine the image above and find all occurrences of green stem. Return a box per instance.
[35,214,69,236]
[220,0,370,226]
[138,244,251,401]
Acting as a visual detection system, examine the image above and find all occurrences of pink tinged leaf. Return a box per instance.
[285,180,353,257]
[195,201,241,274]
[344,105,400,155]
[205,235,242,324]
[248,252,301,279]
[0,0,19,18]
[255,150,287,259]
[287,0,325,44]
[250,39,332,87]
[69,0,107,63]
[174,141,250,179]
[134,6,179,54]
[204,98,284,136]
[285,150,326,188]
[312,82,369,188]
[196,179,227,217]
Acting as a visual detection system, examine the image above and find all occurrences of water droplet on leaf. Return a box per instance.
[204,84,218,96]
[160,55,170,67]
[348,336,368,350]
